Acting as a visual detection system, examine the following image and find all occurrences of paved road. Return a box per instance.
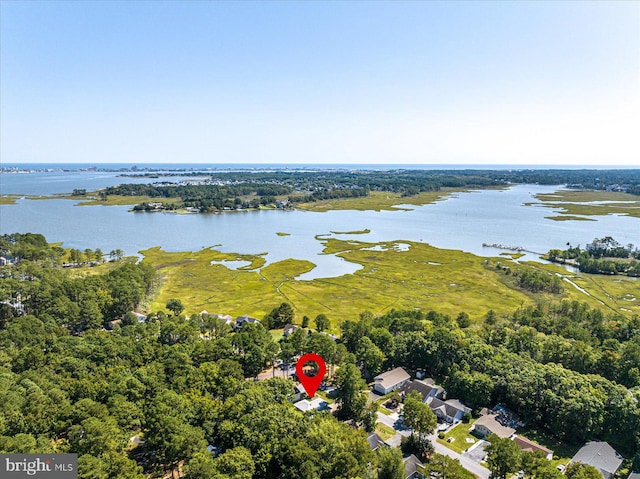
[428,433,491,479]
[375,411,490,479]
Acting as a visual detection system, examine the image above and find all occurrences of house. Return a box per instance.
[569,441,623,479]
[367,433,387,451]
[106,319,122,330]
[472,414,515,439]
[129,311,147,323]
[403,454,424,479]
[235,315,260,331]
[200,311,234,324]
[627,473,640,479]
[399,379,445,402]
[293,383,306,402]
[373,367,411,395]
[0,256,8,266]
[426,397,471,423]
[319,331,339,341]
[513,436,553,460]
[283,324,299,337]
[294,398,328,413]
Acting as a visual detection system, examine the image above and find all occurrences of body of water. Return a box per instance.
[1,172,638,280]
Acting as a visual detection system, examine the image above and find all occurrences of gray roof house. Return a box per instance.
[426,397,471,423]
[373,367,411,395]
[283,324,299,337]
[403,454,424,479]
[367,433,388,451]
[569,441,623,479]
[399,379,445,402]
[235,315,260,331]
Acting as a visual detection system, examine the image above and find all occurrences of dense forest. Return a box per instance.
[2,234,640,478]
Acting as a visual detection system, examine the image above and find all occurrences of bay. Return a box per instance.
[1,175,638,280]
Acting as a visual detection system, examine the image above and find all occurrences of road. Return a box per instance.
[428,433,490,479]
[375,412,490,479]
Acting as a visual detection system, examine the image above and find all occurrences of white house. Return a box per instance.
[472,414,515,439]
[294,398,328,413]
[373,367,411,395]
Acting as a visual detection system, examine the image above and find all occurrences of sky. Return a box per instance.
[1,1,639,165]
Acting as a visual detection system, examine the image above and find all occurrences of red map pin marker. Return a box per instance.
[296,353,326,398]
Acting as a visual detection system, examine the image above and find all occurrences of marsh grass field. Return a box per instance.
[296,189,461,212]
[141,237,640,327]
[529,190,640,220]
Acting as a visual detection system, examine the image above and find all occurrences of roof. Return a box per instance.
[427,397,472,418]
[294,398,328,413]
[399,379,444,401]
[373,367,410,390]
[627,473,640,479]
[403,454,424,478]
[513,436,552,456]
[367,433,386,450]
[443,399,471,413]
[236,315,259,322]
[474,414,515,438]
[570,441,623,479]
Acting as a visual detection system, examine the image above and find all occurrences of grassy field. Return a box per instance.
[296,189,463,212]
[529,190,640,220]
[436,420,479,454]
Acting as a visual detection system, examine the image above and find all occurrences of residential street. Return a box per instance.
[428,433,491,479]
[376,411,490,479]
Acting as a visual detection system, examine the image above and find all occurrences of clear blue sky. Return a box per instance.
[1,1,638,165]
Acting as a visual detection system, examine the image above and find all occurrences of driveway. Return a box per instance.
[428,433,491,479]
[463,440,489,464]
[376,411,411,436]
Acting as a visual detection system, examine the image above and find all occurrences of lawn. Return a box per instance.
[436,420,479,454]
[375,423,396,441]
